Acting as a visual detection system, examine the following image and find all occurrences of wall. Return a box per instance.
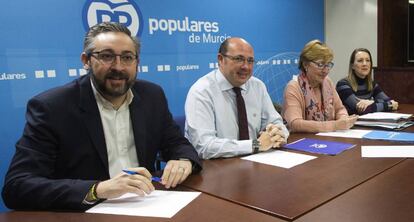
[377,0,409,67]
[375,0,414,103]
[325,0,377,83]
[0,0,324,211]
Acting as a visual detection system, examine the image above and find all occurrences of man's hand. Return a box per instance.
[356,99,374,113]
[96,167,155,199]
[161,159,192,189]
[257,124,286,152]
[266,124,287,148]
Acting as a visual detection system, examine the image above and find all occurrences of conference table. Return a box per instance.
[1,104,413,222]
[182,104,414,221]
[0,195,283,222]
[295,159,414,222]
[0,184,284,222]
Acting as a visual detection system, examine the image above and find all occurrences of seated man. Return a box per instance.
[185,37,289,159]
[2,22,202,211]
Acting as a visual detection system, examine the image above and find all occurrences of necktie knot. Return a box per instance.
[233,87,242,96]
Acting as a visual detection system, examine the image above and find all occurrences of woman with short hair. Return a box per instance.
[282,40,358,133]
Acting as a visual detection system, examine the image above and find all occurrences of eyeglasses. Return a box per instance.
[89,51,138,66]
[311,61,334,70]
[222,54,255,65]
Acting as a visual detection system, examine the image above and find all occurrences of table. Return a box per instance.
[2,105,413,221]
[182,104,414,221]
[295,159,414,222]
[0,192,285,222]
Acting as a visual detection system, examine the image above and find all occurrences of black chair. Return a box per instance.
[173,115,186,136]
[155,115,186,170]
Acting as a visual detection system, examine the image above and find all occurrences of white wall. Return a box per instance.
[325,0,377,84]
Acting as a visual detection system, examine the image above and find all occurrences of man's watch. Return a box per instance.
[252,139,260,154]
[83,181,103,204]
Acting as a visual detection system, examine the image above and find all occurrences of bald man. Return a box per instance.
[185,37,289,159]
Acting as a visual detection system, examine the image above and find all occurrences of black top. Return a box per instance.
[336,75,391,115]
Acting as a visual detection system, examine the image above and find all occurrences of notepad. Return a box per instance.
[86,191,201,218]
[358,112,412,122]
[283,138,355,155]
[355,112,414,130]
[317,129,372,139]
[354,120,414,130]
[361,145,414,157]
[241,150,316,168]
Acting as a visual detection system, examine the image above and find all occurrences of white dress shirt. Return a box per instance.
[185,69,289,159]
[91,81,138,178]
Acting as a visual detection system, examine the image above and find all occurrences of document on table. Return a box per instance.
[86,190,201,218]
[358,112,412,121]
[361,145,414,157]
[354,120,414,130]
[241,150,316,168]
[316,129,372,139]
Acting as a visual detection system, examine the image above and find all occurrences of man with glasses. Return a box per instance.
[184,37,289,159]
[2,22,201,211]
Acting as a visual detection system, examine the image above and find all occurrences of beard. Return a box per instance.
[89,68,136,98]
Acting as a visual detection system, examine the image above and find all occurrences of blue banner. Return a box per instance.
[0,0,323,211]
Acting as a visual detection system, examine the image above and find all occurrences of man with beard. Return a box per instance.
[184,37,289,159]
[2,22,202,211]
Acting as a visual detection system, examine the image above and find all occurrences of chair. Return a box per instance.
[173,115,186,136]
[155,115,186,170]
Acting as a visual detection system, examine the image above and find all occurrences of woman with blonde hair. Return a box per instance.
[282,40,358,133]
[336,48,398,115]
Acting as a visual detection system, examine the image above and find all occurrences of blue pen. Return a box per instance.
[122,169,162,182]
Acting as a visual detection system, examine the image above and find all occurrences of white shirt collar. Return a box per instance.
[215,69,248,92]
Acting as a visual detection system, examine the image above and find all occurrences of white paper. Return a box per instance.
[317,129,372,138]
[241,150,316,168]
[354,121,414,130]
[358,112,412,121]
[86,190,201,218]
[361,145,414,157]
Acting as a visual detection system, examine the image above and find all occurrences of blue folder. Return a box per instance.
[283,138,355,155]
[363,130,414,143]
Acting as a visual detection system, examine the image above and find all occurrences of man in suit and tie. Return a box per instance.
[184,37,289,159]
[2,22,201,211]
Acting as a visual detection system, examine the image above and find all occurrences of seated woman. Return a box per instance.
[282,40,358,133]
[336,48,398,115]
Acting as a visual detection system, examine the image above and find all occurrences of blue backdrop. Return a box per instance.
[0,0,324,211]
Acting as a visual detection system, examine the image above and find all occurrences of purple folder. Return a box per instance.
[283,138,355,155]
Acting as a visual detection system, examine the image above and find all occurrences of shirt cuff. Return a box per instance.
[238,139,254,155]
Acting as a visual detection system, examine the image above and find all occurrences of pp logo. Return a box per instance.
[82,0,143,37]
[310,143,327,149]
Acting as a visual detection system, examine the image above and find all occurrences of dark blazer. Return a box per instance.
[2,74,202,211]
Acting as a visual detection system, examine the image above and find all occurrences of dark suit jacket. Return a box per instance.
[2,74,202,211]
